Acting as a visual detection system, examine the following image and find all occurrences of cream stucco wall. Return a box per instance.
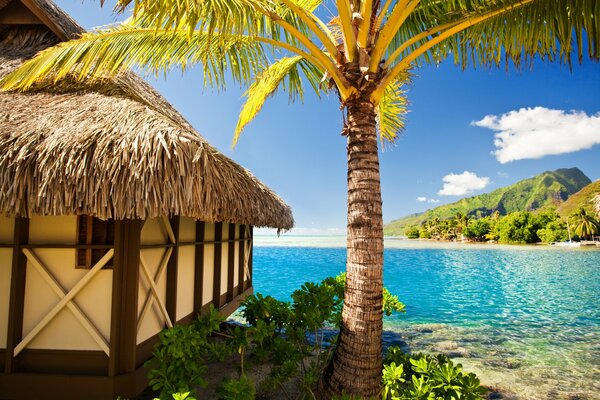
[220,223,229,296]
[0,216,13,242]
[23,216,112,351]
[138,218,170,344]
[176,217,196,321]
[0,216,15,348]
[234,240,240,290]
[202,223,215,306]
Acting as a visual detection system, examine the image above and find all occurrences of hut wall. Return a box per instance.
[220,223,229,302]
[202,222,216,306]
[138,218,170,344]
[0,216,15,349]
[234,229,240,292]
[176,217,196,321]
[21,216,112,351]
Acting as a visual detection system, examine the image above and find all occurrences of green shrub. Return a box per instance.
[240,293,291,333]
[382,347,486,399]
[146,306,224,399]
[419,228,432,239]
[405,226,420,239]
[463,218,491,242]
[217,375,256,400]
[146,275,422,400]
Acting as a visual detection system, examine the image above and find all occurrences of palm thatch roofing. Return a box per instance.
[0,0,293,229]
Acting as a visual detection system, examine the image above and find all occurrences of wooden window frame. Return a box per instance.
[75,215,114,269]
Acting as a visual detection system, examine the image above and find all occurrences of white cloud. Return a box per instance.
[438,171,490,196]
[417,196,440,203]
[472,107,600,164]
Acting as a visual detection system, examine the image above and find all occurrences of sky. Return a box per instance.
[55,1,600,235]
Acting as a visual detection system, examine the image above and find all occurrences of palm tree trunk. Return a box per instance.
[321,100,384,398]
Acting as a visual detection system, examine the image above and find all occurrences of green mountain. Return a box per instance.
[384,167,591,236]
[557,180,600,218]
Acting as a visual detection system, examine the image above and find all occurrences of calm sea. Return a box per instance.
[249,236,600,399]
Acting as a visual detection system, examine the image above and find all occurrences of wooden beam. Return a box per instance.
[136,247,172,334]
[14,250,114,357]
[212,222,223,308]
[165,216,179,323]
[139,254,173,330]
[193,222,205,313]
[226,223,236,302]
[109,220,141,377]
[0,1,42,25]
[20,249,110,356]
[4,217,29,373]
[247,227,253,290]
[19,0,68,40]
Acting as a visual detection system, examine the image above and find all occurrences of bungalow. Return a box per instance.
[0,1,293,399]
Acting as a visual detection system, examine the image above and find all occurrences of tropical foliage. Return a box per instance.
[386,168,591,236]
[382,348,486,400]
[557,180,600,218]
[406,209,574,244]
[2,0,598,396]
[147,274,406,399]
[570,208,600,240]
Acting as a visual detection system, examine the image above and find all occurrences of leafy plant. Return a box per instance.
[148,276,408,399]
[382,348,486,400]
[146,305,224,399]
[217,375,256,400]
[240,293,291,333]
[405,226,420,239]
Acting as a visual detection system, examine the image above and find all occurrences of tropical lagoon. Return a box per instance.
[250,236,600,399]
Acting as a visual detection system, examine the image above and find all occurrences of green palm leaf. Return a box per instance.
[114,0,324,49]
[234,55,322,145]
[388,0,599,70]
[377,76,408,144]
[0,20,268,91]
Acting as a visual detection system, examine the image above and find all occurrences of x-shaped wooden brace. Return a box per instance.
[243,225,252,285]
[137,216,175,331]
[138,248,173,331]
[14,248,113,357]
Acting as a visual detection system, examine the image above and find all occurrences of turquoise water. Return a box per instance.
[250,237,600,399]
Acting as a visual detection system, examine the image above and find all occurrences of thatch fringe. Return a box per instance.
[0,3,293,229]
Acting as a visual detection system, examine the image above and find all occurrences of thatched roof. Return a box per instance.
[0,0,293,229]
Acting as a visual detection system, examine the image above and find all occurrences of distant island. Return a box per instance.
[385,167,600,244]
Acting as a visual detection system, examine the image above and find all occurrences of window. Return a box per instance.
[77,215,114,269]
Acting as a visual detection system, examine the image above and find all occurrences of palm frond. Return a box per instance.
[388,0,599,71]
[376,73,409,144]
[114,0,325,50]
[0,20,268,91]
[234,55,322,145]
[375,0,599,102]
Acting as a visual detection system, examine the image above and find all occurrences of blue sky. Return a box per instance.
[55,1,600,234]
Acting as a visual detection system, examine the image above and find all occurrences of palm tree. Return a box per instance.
[454,212,469,239]
[594,194,600,220]
[2,1,598,397]
[571,208,599,241]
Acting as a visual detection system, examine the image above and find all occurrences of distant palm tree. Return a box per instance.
[571,208,599,241]
[2,1,599,397]
[594,194,600,220]
[454,212,469,238]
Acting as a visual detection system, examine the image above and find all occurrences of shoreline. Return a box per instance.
[254,235,600,250]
